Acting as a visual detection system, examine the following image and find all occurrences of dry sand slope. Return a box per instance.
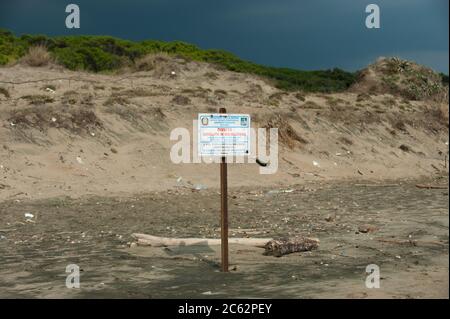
[0,57,448,201]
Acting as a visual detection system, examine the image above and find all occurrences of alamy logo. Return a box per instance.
[66,264,80,288]
[365,264,380,288]
[365,4,380,29]
[65,4,80,29]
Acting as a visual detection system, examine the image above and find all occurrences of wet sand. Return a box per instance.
[0,178,448,298]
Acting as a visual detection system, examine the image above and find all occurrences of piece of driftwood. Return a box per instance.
[415,184,448,189]
[264,237,320,257]
[132,234,320,257]
[132,233,272,247]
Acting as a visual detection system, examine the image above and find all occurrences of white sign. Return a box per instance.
[198,113,251,156]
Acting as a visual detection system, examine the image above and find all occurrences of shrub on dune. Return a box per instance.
[20,45,53,67]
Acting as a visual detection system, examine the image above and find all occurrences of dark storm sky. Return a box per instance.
[0,0,448,73]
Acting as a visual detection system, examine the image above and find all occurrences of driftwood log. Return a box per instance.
[264,237,320,257]
[132,233,319,256]
[132,233,271,247]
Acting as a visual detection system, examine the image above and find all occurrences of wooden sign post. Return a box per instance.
[197,109,251,272]
[219,107,229,272]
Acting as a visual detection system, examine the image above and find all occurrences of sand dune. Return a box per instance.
[0,58,448,201]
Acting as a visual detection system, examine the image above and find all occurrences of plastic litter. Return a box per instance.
[267,189,294,195]
[194,184,208,191]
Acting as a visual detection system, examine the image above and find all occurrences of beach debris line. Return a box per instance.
[131,233,319,257]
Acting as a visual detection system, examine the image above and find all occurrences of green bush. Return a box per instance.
[440,73,449,85]
[0,29,360,92]
[0,29,26,65]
